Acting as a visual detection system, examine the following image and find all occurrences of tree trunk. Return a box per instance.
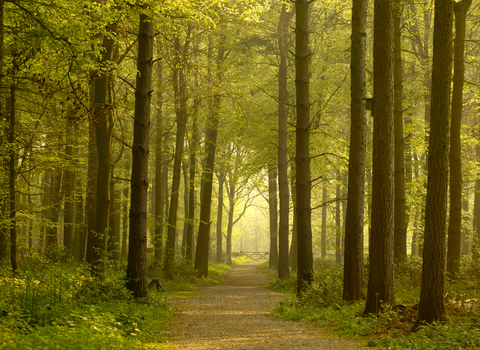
[154,54,164,262]
[126,13,154,300]
[394,1,407,261]
[447,0,471,280]
[164,34,190,279]
[195,35,225,277]
[90,34,114,276]
[216,171,225,263]
[343,0,367,301]
[289,163,297,271]
[186,91,199,264]
[8,73,17,272]
[63,118,75,256]
[415,0,453,327]
[278,2,295,280]
[295,0,313,296]
[335,170,342,264]
[364,0,395,315]
[321,188,327,259]
[268,167,278,268]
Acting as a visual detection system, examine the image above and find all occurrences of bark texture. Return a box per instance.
[126,14,154,300]
[364,0,395,314]
[415,0,453,327]
[295,0,313,296]
[343,0,367,301]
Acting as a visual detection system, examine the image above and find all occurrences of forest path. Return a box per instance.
[165,261,366,349]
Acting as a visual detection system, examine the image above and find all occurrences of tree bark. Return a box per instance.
[164,34,190,279]
[63,118,75,256]
[394,1,407,261]
[268,167,278,268]
[8,72,17,272]
[126,13,154,300]
[216,171,225,263]
[447,0,471,280]
[415,0,453,327]
[195,35,225,277]
[364,0,395,315]
[343,0,367,301]
[295,0,313,296]
[278,2,295,280]
[154,53,164,262]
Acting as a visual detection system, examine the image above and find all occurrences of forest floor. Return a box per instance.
[164,261,367,349]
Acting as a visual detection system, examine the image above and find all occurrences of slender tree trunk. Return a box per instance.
[295,0,313,296]
[343,0,367,301]
[126,13,154,300]
[447,0,471,280]
[321,188,327,259]
[289,163,297,271]
[268,167,278,268]
[364,0,395,314]
[278,2,295,279]
[0,0,6,262]
[164,35,190,279]
[216,171,225,263]
[63,118,75,256]
[415,0,453,327]
[85,105,97,263]
[8,73,17,272]
[335,171,342,264]
[182,161,189,257]
[186,92,199,264]
[394,1,407,261]
[194,35,225,277]
[154,54,164,262]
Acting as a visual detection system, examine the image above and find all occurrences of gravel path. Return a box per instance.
[165,262,366,349]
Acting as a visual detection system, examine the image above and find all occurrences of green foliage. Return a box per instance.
[0,260,172,349]
[272,258,480,349]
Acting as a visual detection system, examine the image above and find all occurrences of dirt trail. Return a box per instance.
[165,262,366,349]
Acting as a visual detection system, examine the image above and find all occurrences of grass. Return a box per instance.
[270,256,480,349]
[0,251,232,350]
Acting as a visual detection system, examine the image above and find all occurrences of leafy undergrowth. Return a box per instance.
[0,250,232,349]
[271,257,480,349]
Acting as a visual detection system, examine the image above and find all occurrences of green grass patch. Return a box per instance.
[271,257,480,349]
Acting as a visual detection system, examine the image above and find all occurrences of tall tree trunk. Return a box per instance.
[343,0,367,301]
[163,34,190,279]
[195,35,225,277]
[216,171,225,263]
[181,161,189,257]
[278,2,295,279]
[186,92,199,264]
[85,104,98,263]
[268,167,278,268]
[321,187,327,259]
[154,54,164,262]
[295,0,313,296]
[289,163,297,271]
[126,13,154,300]
[63,118,75,256]
[90,34,114,276]
[394,1,407,261]
[447,0,471,280]
[0,0,6,263]
[415,0,453,327]
[226,178,235,262]
[335,171,342,264]
[8,71,17,272]
[364,0,395,314]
